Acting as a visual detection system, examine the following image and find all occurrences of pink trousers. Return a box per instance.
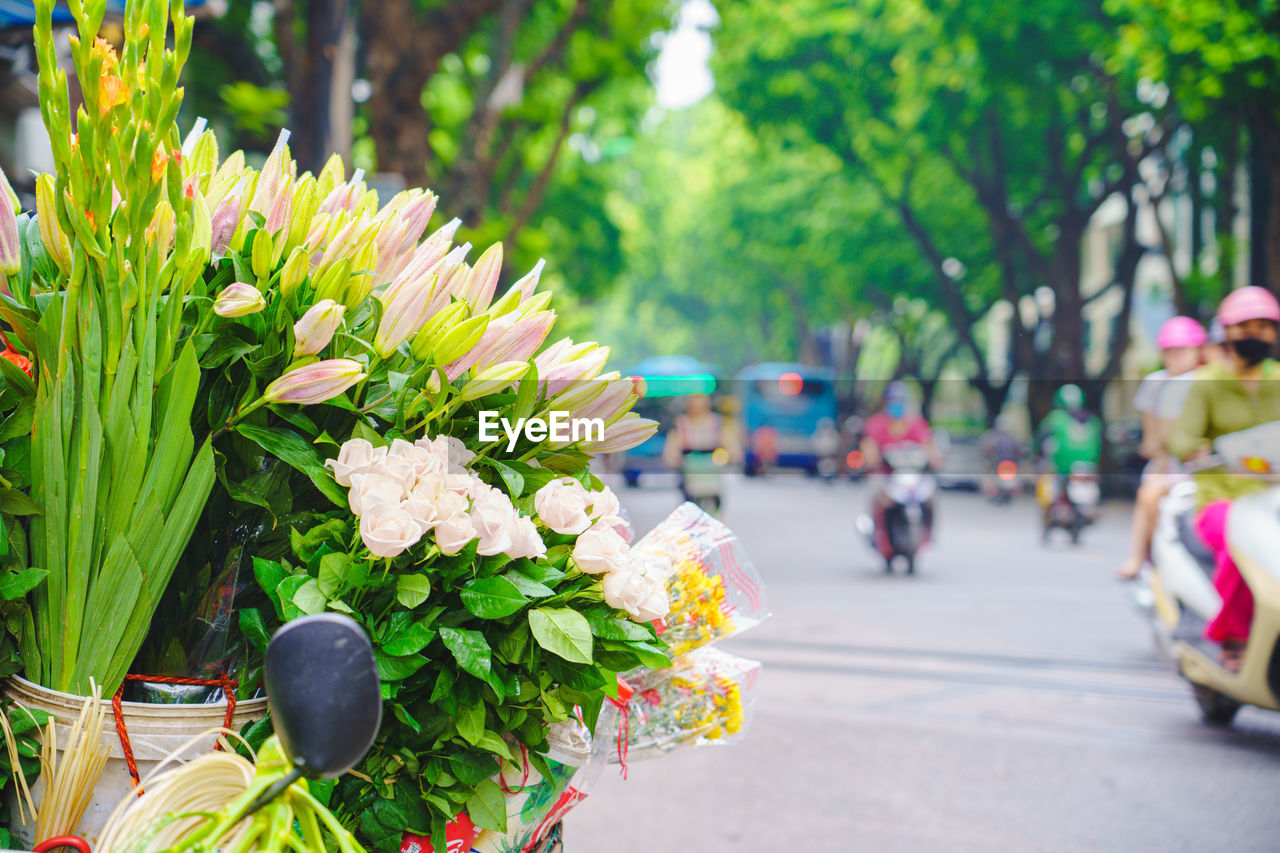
[1197,500,1254,644]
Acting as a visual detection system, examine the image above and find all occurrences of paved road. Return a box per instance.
[570,475,1280,852]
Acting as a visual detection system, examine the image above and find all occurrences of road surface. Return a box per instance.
[569,474,1280,852]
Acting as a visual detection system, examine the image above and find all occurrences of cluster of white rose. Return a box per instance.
[538,478,670,624]
[327,435,545,561]
[325,434,670,623]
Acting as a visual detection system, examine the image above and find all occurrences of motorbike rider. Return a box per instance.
[981,414,1022,501]
[1035,384,1102,517]
[1116,317,1208,579]
[1170,286,1280,671]
[860,382,943,555]
[662,393,741,502]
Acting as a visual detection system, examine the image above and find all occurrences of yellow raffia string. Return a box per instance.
[94,727,258,853]
[35,679,110,841]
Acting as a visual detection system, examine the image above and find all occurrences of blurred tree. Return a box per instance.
[593,99,961,374]
[1107,0,1280,299]
[715,0,1166,423]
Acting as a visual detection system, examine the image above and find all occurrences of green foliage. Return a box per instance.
[247,465,666,846]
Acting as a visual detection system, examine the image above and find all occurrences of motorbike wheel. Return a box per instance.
[905,554,916,575]
[1193,684,1242,726]
[1069,522,1082,546]
[884,555,895,574]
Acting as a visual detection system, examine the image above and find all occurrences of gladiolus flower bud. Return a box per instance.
[580,413,660,454]
[0,165,20,276]
[148,202,176,252]
[293,299,345,357]
[459,361,529,402]
[35,174,70,274]
[280,247,310,297]
[263,358,366,405]
[213,282,266,318]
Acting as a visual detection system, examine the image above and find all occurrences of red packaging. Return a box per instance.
[400,814,480,853]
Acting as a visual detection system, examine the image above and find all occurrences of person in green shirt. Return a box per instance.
[1037,384,1102,476]
[1169,286,1280,669]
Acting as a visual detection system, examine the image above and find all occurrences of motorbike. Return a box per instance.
[1037,461,1099,545]
[857,443,936,575]
[680,449,726,515]
[1136,421,1280,726]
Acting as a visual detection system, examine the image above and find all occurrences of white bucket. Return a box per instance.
[3,676,268,847]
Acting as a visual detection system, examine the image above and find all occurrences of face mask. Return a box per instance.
[1231,337,1273,366]
[886,402,906,419]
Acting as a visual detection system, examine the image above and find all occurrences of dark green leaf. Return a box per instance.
[466,779,507,834]
[235,423,346,507]
[439,626,492,680]
[459,576,528,619]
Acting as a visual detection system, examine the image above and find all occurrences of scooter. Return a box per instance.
[1037,461,1099,545]
[680,449,725,515]
[1136,421,1280,726]
[857,444,936,575]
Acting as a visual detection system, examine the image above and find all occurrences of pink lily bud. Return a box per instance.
[458,242,503,312]
[318,168,366,217]
[572,373,636,426]
[543,345,610,396]
[210,181,245,256]
[374,274,448,358]
[580,413,660,454]
[472,310,556,373]
[0,165,21,276]
[263,358,367,405]
[315,214,376,276]
[414,217,462,273]
[372,217,412,282]
[293,299,345,357]
[213,282,266,318]
[248,129,296,234]
[513,258,545,300]
[534,338,574,374]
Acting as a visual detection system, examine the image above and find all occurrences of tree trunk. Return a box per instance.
[292,0,356,175]
[1247,108,1280,296]
[362,0,505,187]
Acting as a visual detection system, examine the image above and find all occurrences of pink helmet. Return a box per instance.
[1156,316,1208,349]
[1218,286,1280,326]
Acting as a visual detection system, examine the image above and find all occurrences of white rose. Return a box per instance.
[434,510,476,555]
[507,516,547,560]
[572,523,630,575]
[535,478,592,535]
[326,438,388,487]
[359,503,424,558]
[401,472,447,529]
[471,486,520,556]
[602,561,670,622]
[444,436,476,470]
[588,486,620,522]
[348,472,407,516]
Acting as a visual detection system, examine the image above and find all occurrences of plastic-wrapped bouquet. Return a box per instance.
[631,503,769,657]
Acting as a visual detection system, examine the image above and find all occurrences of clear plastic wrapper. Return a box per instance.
[631,502,769,657]
[470,718,597,853]
[610,647,761,763]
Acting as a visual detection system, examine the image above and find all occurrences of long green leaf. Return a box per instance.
[234,424,347,507]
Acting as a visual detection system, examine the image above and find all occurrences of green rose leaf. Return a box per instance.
[376,651,429,682]
[629,641,673,671]
[460,576,529,619]
[528,607,593,664]
[319,551,368,597]
[396,574,431,609]
[488,459,525,498]
[455,701,485,745]
[504,572,554,599]
[0,568,46,601]
[440,626,492,680]
[292,578,326,616]
[466,779,507,834]
[381,619,437,657]
[585,613,653,642]
[238,608,270,652]
[276,575,311,621]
